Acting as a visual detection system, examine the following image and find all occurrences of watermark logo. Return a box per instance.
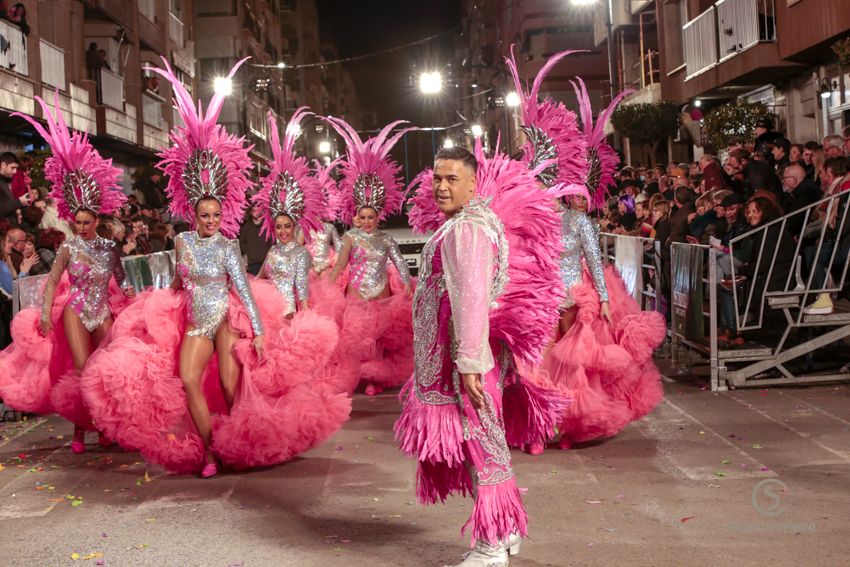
[751,478,786,518]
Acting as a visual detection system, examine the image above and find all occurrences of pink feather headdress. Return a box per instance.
[505,46,589,190]
[571,78,633,210]
[253,108,323,241]
[311,156,343,222]
[147,57,254,238]
[12,93,125,221]
[323,116,415,225]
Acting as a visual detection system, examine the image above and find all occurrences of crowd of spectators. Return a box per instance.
[598,118,850,346]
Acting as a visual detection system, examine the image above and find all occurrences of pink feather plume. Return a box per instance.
[323,116,416,224]
[147,57,254,238]
[505,46,589,188]
[311,157,343,222]
[12,92,125,221]
[252,108,324,242]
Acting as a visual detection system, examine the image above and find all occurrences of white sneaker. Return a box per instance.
[803,293,834,315]
[444,535,521,567]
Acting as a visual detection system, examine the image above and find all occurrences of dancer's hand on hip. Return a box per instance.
[600,301,612,325]
[38,317,52,337]
[462,373,485,410]
[252,335,265,359]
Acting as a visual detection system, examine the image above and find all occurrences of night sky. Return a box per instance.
[315,0,462,129]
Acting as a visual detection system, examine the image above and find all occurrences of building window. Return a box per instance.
[196,0,236,16]
[662,0,687,73]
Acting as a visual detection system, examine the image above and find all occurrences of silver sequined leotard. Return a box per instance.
[560,208,608,308]
[345,228,410,300]
[305,221,340,273]
[175,231,264,339]
[264,241,311,316]
[40,236,130,332]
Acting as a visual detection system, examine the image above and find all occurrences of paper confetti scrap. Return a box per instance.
[714,471,727,478]
[720,460,731,465]
[752,444,763,449]
[585,500,603,504]
[680,516,696,523]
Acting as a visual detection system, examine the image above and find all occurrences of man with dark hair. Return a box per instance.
[239,203,272,275]
[772,137,791,176]
[666,186,696,247]
[754,116,781,159]
[802,141,819,180]
[0,152,31,224]
[434,146,479,173]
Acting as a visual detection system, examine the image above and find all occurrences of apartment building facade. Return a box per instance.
[0,0,194,186]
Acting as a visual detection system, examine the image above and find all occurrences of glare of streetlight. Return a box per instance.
[419,71,443,94]
[694,99,702,108]
[570,0,597,5]
[277,61,286,69]
[443,138,455,149]
[470,124,483,138]
[505,91,520,108]
[213,76,233,97]
[287,123,302,138]
[319,140,331,154]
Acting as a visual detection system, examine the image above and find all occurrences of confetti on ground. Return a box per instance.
[699,431,705,435]
[714,471,727,478]
[0,464,5,471]
[680,516,696,523]
[126,543,149,551]
[721,459,731,464]
[752,444,763,449]
[585,500,603,504]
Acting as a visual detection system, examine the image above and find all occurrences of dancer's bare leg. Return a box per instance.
[214,323,241,408]
[63,307,93,446]
[179,328,215,462]
[559,306,578,337]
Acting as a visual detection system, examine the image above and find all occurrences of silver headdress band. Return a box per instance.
[269,171,306,223]
[521,125,559,188]
[182,149,228,205]
[353,173,385,214]
[62,169,102,213]
[585,147,601,197]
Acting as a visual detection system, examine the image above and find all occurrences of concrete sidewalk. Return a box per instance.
[1,378,848,566]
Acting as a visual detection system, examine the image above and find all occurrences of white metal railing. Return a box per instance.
[139,0,156,22]
[39,40,65,90]
[169,12,184,46]
[142,92,163,128]
[683,6,717,79]
[99,67,124,110]
[716,0,776,63]
[0,18,29,75]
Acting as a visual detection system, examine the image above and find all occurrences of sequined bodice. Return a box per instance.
[347,228,410,300]
[264,241,310,316]
[560,208,608,301]
[306,222,338,273]
[64,236,125,332]
[176,231,264,339]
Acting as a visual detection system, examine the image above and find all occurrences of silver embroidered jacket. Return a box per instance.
[413,198,509,403]
[264,241,311,316]
[40,236,130,332]
[346,227,411,300]
[560,207,608,303]
[175,231,264,339]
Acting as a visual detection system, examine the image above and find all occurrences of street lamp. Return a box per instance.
[277,61,286,69]
[470,124,483,138]
[419,71,443,95]
[213,76,232,97]
[287,123,302,138]
[319,140,331,154]
[505,91,520,108]
[443,139,455,149]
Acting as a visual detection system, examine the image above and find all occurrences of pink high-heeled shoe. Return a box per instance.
[526,440,545,456]
[364,384,378,396]
[70,440,85,454]
[200,462,218,479]
[557,436,572,450]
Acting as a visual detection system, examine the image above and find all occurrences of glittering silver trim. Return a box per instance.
[522,125,559,188]
[353,172,386,214]
[62,169,101,214]
[182,149,228,206]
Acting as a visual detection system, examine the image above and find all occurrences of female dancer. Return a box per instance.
[324,116,414,395]
[0,94,134,453]
[527,76,666,454]
[298,158,341,277]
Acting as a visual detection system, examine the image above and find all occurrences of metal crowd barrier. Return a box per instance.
[11,250,176,315]
[600,233,662,313]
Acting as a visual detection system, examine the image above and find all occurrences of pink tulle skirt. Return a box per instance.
[528,265,665,443]
[82,281,351,474]
[337,278,414,391]
[0,277,133,430]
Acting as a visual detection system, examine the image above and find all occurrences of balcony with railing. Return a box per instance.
[98,68,124,110]
[683,0,777,81]
[139,0,156,23]
[39,40,66,91]
[0,18,29,76]
[169,12,185,46]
